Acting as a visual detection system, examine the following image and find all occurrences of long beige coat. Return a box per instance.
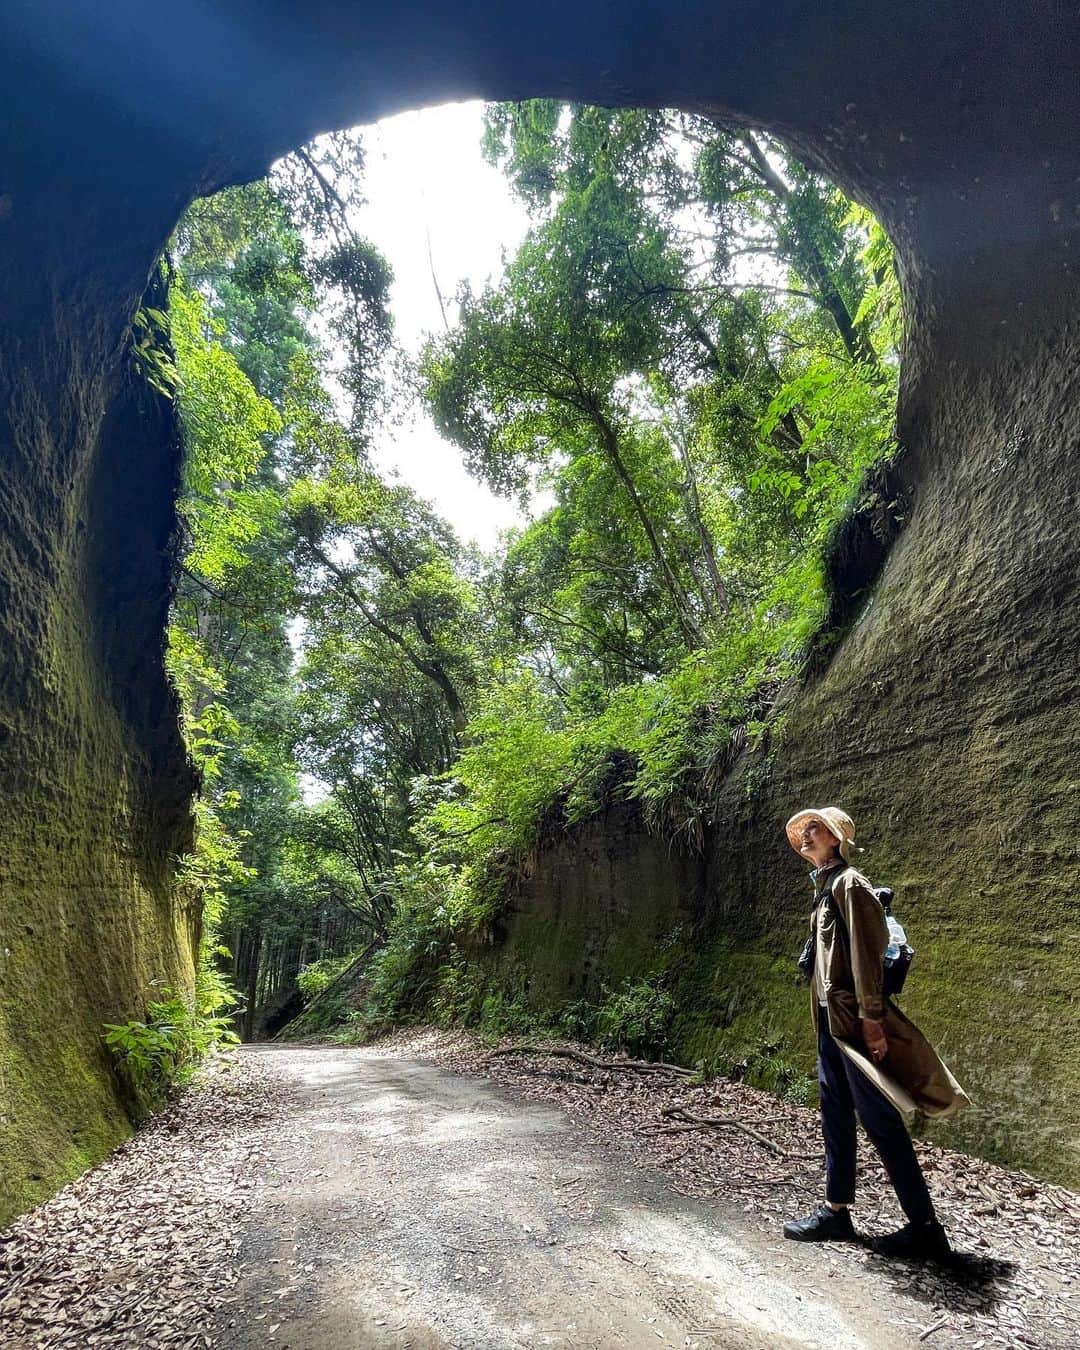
[810,865,969,1120]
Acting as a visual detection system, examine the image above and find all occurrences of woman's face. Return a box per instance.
[799,818,840,867]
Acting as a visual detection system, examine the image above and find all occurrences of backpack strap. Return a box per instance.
[816,865,857,948]
[813,865,849,914]
[818,870,909,998]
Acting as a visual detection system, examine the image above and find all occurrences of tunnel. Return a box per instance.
[1,2,1078,1220]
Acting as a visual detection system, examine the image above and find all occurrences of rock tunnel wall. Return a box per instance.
[0,279,198,1218]
[698,302,1080,1183]
[484,798,708,1013]
[1,2,1078,1219]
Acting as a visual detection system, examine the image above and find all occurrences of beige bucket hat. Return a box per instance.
[785,806,858,861]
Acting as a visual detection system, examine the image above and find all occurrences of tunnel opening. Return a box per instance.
[162,101,906,1046]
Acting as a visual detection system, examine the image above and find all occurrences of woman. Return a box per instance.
[782,806,969,1260]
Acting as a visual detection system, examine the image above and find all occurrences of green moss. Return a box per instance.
[668,937,812,1074]
[0,579,197,1226]
[890,937,1080,1177]
[0,1007,131,1220]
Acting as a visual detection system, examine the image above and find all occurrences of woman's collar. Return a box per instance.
[809,858,845,884]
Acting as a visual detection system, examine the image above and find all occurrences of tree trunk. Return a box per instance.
[740,134,882,373]
[590,403,702,648]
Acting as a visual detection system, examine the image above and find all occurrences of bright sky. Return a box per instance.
[351,102,532,551]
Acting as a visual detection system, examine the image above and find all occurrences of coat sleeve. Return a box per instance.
[836,871,888,1021]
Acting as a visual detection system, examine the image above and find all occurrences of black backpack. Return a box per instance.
[797,873,914,997]
[875,886,915,997]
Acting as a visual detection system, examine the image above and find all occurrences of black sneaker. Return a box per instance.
[870,1218,951,1262]
[783,1204,856,1243]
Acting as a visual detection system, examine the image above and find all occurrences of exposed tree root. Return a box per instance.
[486,1043,697,1079]
[646,1105,818,1162]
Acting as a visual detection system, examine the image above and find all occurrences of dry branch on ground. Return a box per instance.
[645,1103,820,1161]
[488,1042,697,1078]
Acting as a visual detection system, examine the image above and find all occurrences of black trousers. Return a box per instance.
[817,1016,936,1224]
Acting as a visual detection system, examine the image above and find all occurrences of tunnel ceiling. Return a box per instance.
[3,1,1078,352]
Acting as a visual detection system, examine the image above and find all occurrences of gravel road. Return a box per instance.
[7,1040,1070,1348]
[215,1044,916,1349]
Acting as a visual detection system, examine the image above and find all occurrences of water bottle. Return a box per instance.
[885,914,906,963]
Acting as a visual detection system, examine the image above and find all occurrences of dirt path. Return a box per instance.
[3,1041,1075,1349]
[217,1045,920,1349]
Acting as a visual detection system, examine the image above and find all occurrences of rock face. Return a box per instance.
[1,3,1078,1218]
[486,797,707,1011]
[0,269,199,1217]
[276,941,382,1042]
[487,702,1080,1181]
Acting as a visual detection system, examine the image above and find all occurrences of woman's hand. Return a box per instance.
[861,1017,888,1062]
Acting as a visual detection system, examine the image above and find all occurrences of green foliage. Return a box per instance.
[477,991,536,1042]
[166,628,241,784]
[130,302,180,397]
[170,280,282,583]
[551,999,599,1043]
[296,953,354,1001]
[351,862,455,1031]
[429,949,488,1027]
[165,153,404,1043]
[592,977,676,1059]
[732,1039,817,1107]
[293,952,364,1032]
[102,973,239,1114]
[845,202,904,355]
[752,356,895,523]
[421,675,574,888]
[152,109,903,1094]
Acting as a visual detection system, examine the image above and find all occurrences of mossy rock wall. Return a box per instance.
[0,312,197,1225]
[485,799,708,1008]
[695,304,1080,1184]
[470,744,1077,1185]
